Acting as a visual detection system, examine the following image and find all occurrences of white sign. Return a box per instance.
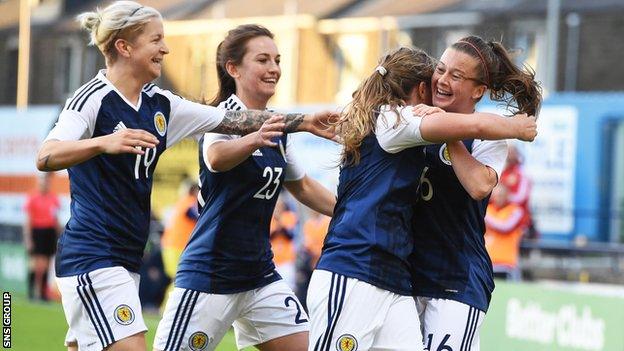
[0,106,60,174]
[520,106,578,234]
[481,105,578,234]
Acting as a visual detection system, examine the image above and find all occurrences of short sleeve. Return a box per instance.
[201,133,238,173]
[375,106,432,153]
[284,136,305,181]
[158,89,226,148]
[472,139,508,177]
[44,109,96,142]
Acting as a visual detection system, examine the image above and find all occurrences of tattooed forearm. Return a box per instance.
[283,113,305,133]
[213,110,306,135]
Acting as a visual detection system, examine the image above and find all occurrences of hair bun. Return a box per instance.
[77,11,101,33]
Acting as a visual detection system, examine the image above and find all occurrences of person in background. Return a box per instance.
[500,144,536,239]
[270,196,298,289]
[485,183,526,281]
[23,172,60,301]
[160,181,200,301]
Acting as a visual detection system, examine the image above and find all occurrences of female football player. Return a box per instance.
[410,35,542,351]
[154,24,335,351]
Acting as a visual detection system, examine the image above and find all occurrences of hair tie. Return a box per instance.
[457,40,490,86]
[375,66,387,76]
[119,6,143,28]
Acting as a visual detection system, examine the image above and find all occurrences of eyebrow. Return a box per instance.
[255,53,280,59]
[437,62,467,75]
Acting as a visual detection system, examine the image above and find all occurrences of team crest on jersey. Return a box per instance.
[336,334,358,351]
[154,111,167,136]
[439,144,452,165]
[113,304,134,325]
[189,331,210,350]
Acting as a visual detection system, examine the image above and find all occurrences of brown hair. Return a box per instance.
[452,35,542,116]
[340,47,435,165]
[210,24,275,106]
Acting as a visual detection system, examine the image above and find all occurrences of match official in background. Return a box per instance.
[23,172,60,301]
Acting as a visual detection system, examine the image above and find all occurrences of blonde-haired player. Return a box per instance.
[39,2,337,350]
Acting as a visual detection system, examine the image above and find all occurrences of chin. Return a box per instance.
[148,69,161,81]
[433,98,451,110]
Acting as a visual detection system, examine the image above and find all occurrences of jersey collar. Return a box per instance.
[97,69,143,112]
[217,94,248,111]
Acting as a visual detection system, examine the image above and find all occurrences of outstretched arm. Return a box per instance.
[212,110,337,140]
[419,112,537,143]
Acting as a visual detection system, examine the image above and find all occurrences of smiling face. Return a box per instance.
[229,36,280,107]
[126,17,169,82]
[432,48,487,113]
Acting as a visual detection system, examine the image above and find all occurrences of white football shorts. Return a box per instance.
[56,266,147,351]
[307,269,424,351]
[416,297,485,351]
[154,279,309,351]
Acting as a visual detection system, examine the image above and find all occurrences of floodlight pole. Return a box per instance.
[546,0,561,93]
[17,0,32,110]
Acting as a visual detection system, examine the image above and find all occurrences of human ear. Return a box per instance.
[114,39,131,58]
[225,61,239,78]
[472,84,487,100]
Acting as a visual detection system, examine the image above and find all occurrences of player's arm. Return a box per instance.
[419,111,537,143]
[207,116,284,172]
[446,141,498,200]
[37,130,159,171]
[284,176,336,217]
[212,109,337,140]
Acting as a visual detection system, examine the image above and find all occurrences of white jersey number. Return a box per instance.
[134,147,157,179]
[253,166,283,200]
[420,166,433,201]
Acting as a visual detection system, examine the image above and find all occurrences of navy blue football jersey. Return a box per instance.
[410,141,495,312]
[47,70,225,277]
[316,129,426,296]
[175,95,303,294]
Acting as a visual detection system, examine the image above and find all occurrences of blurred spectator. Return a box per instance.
[23,173,60,301]
[270,197,298,289]
[160,182,200,298]
[296,210,330,310]
[302,211,330,268]
[485,184,525,281]
[500,145,537,239]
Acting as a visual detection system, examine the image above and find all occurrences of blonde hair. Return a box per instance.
[339,47,435,165]
[77,1,161,62]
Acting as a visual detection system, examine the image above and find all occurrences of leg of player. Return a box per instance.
[66,341,78,351]
[255,331,308,351]
[105,332,146,351]
[417,297,484,351]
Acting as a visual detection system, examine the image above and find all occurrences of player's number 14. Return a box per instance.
[134,147,156,179]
